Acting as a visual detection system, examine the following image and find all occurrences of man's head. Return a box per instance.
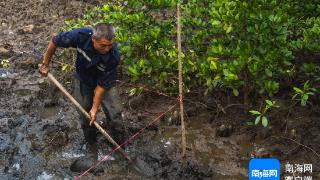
[92,23,115,54]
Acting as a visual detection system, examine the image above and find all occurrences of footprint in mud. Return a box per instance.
[42,124,69,151]
[130,149,213,179]
[0,133,11,151]
[70,157,104,175]
[132,157,156,177]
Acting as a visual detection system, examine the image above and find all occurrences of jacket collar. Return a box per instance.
[82,37,96,53]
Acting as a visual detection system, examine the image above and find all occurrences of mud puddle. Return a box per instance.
[156,110,248,179]
[40,106,61,119]
[0,68,12,78]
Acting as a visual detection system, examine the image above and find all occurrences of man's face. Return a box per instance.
[92,37,115,54]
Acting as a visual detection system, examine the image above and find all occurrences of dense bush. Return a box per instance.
[65,0,320,96]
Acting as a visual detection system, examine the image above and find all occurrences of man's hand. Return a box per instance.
[89,85,106,126]
[39,63,49,77]
[39,40,57,77]
[89,108,98,126]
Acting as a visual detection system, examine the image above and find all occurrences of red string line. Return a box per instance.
[75,103,177,179]
[177,95,184,103]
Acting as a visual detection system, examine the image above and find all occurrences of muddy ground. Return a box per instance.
[1,0,320,179]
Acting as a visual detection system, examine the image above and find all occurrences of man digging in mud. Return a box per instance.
[39,23,127,173]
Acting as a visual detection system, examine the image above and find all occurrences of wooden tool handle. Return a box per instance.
[46,72,131,161]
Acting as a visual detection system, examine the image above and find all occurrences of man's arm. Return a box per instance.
[39,28,84,76]
[89,85,106,125]
[39,40,57,76]
[90,44,120,125]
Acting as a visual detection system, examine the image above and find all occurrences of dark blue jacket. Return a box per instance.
[52,27,120,89]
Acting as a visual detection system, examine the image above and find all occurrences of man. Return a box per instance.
[39,23,126,172]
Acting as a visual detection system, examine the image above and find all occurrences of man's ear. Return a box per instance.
[92,35,99,40]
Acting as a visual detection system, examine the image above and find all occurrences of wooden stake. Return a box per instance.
[177,3,186,157]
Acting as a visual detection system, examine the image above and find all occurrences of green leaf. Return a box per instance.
[306,92,314,96]
[302,94,309,101]
[1,59,10,69]
[310,88,317,92]
[303,80,310,89]
[255,116,261,125]
[128,66,138,76]
[233,89,239,96]
[265,100,273,106]
[293,87,303,94]
[227,73,238,80]
[128,88,137,96]
[226,26,232,33]
[211,20,221,26]
[301,94,309,106]
[265,69,273,77]
[146,66,152,74]
[246,121,254,126]
[250,110,261,115]
[62,65,67,70]
[262,116,268,127]
[210,61,217,70]
[208,57,219,61]
[292,94,298,100]
[218,44,223,52]
[235,13,240,20]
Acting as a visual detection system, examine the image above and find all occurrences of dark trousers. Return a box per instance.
[74,79,125,145]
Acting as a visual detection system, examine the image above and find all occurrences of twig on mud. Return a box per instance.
[283,102,297,134]
[120,82,211,117]
[183,98,210,109]
[140,109,166,115]
[211,103,248,123]
[283,144,301,156]
[271,135,320,159]
[48,131,61,144]
[52,60,75,69]
[223,103,249,112]
[184,109,190,122]
[117,80,176,98]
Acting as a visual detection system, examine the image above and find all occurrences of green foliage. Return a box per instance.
[1,59,9,69]
[292,81,317,106]
[128,87,144,97]
[182,0,295,96]
[301,63,320,82]
[61,64,71,73]
[290,17,320,51]
[301,18,320,51]
[249,100,279,127]
[65,0,320,96]
[286,0,320,51]
[65,2,180,90]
